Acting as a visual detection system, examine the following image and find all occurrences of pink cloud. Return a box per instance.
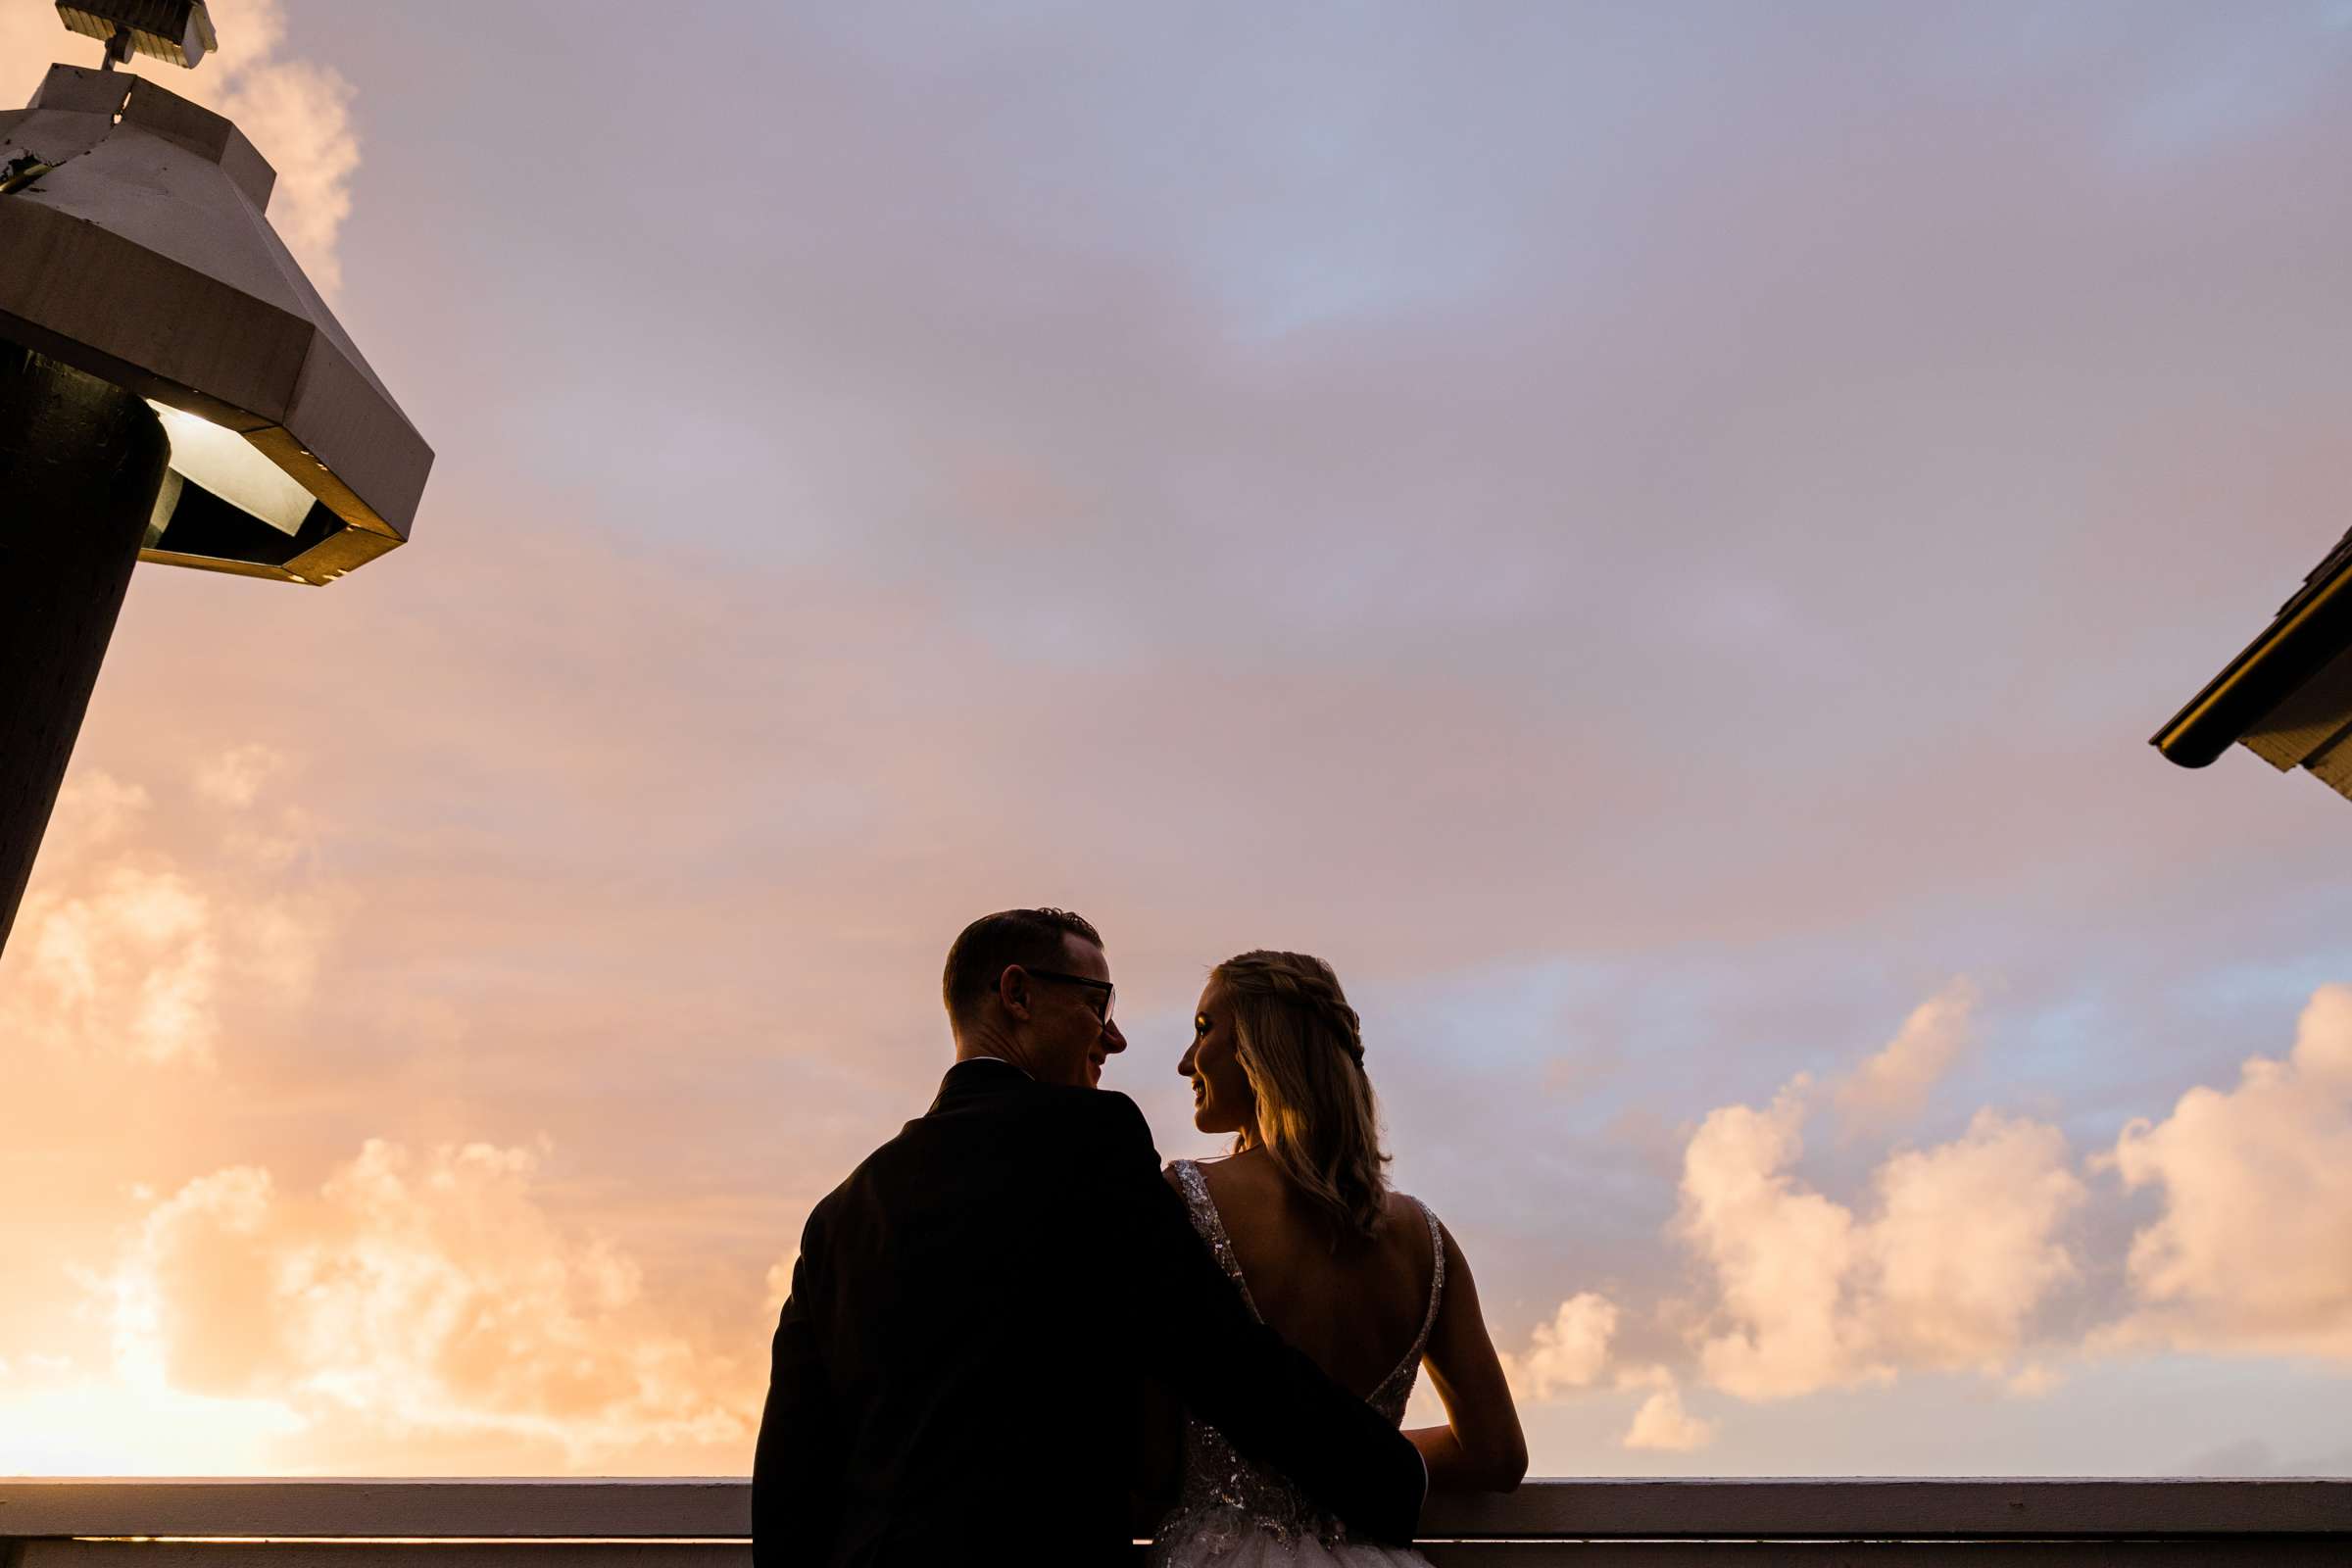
[87,1137,763,1473]
[2098,986,2352,1361]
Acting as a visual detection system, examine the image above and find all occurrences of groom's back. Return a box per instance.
[776,1064,1152,1564]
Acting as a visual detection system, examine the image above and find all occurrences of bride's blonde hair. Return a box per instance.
[1216,950,1391,1244]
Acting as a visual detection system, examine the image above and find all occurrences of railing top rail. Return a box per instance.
[3,1478,2350,1542]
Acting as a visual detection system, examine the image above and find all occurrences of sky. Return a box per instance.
[4,0,2352,1479]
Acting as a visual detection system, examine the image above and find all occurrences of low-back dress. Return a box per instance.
[1149,1158,1446,1568]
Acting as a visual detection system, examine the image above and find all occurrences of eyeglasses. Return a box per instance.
[1022,967,1115,1022]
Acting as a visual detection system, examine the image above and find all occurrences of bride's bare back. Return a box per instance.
[1167,954,1526,1495]
[1189,1150,1435,1399]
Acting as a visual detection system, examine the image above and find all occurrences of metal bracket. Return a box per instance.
[0,154,58,195]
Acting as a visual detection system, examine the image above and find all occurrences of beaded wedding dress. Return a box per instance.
[1149,1159,1444,1568]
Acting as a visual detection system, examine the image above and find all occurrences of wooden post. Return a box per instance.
[0,343,168,956]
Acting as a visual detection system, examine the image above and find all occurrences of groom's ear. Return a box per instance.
[998,964,1034,1021]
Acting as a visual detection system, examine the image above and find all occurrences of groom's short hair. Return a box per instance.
[943,906,1103,1025]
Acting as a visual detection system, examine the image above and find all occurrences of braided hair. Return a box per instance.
[1214,950,1392,1244]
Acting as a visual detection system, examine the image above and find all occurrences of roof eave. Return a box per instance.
[2153,551,2352,768]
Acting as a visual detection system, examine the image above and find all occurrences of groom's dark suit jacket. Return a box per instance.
[753,1057,1426,1567]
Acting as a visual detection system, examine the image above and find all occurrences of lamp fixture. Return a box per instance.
[1,4,433,957]
[55,1,218,71]
[0,62,431,585]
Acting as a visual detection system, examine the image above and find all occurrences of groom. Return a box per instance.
[753,907,1425,1565]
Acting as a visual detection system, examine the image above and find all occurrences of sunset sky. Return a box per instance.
[6,0,2352,1479]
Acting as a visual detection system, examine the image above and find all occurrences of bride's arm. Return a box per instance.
[1403,1219,1529,1492]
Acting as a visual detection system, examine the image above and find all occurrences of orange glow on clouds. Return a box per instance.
[8,1,2352,1480]
[6,752,2350,1472]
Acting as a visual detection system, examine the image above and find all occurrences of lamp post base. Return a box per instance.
[0,344,168,956]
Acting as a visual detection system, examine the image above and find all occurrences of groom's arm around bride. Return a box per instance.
[1090,1079,1429,1534]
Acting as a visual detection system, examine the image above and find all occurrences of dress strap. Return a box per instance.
[1170,1158,1261,1319]
[1410,1198,1446,1356]
[1371,1197,1446,1400]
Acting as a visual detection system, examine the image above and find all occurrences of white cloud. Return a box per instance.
[90,1138,761,1470]
[1677,1017,2085,1400]
[1679,1078,1881,1398]
[196,744,287,808]
[1623,1382,1718,1452]
[0,761,330,1067]
[1869,1109,2083,1372]
[36,773,152,859]
[17,862,220,1064]
[104,1165,279,1390]
[1500,1291,1619,1401]
[2004,1362,2064,1398]
[214,48,357,292]
[1835,977,1978,1130]
[2096,984,2352,1361]
[1472,983,2352,1455]
[1498,1307,1719,1450]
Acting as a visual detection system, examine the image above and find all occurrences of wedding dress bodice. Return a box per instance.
[1150,1159,1445,1566]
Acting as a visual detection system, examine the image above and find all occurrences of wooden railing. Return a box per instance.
[4,1478,2350,1563]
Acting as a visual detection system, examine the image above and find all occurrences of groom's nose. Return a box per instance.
[1102,1017,1127,1054]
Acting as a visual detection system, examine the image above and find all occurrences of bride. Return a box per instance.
[1149,950,1526,1566]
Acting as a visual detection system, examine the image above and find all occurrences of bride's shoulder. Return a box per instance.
[1160,1153,1220,1190]
[1380,1187,1431,1222]
[1380,1189,1444,1253]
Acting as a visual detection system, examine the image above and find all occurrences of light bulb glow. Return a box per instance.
[148,402,316,536]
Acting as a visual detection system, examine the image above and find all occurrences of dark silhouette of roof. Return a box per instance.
[2154,522,2352,804]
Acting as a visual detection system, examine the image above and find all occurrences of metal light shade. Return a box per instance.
[56,1,218,69]
[0,65,430,585]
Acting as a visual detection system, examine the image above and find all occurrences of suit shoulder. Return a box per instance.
[1069,1086,1157,1152]
[797,1173,853,1243]
[801,1130,907,1235]
[1001,1079,1153,1143]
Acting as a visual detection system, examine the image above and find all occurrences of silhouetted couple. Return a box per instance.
[754,907,1526,1566]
